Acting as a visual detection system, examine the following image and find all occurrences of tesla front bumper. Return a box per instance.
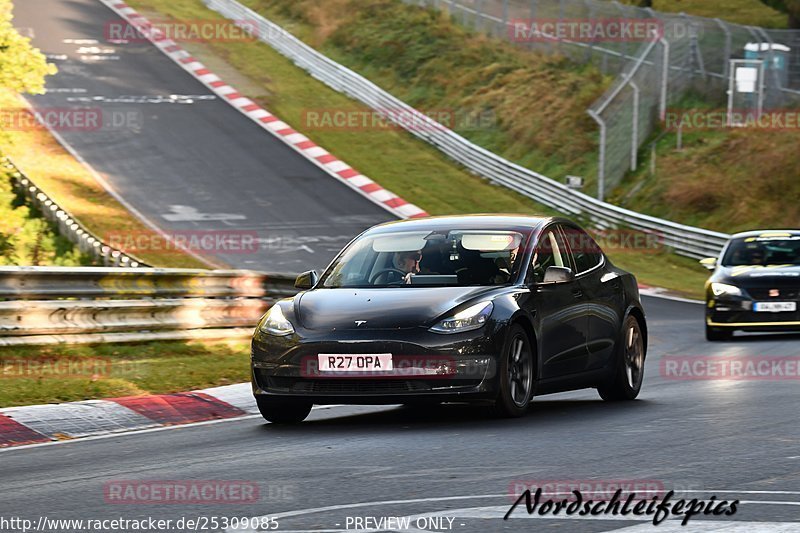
[251,326,503,404]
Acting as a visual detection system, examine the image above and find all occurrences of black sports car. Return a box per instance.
[251,215,647,423]
[702,230,800,341]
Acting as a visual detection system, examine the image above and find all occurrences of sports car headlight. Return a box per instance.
[710,283,743,297]
[430,301,493,334]
[259,305,295,336]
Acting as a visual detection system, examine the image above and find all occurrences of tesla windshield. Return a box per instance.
[721,235,800,267]
[320,229,527,287]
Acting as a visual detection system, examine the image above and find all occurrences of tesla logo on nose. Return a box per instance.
[770,289,780,297]
[355,320,367,326]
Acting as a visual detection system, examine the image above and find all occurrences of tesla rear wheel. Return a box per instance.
[598,315,645,402]
[492,325,534,418]
[706,324,733,341]
[255,396,312,424]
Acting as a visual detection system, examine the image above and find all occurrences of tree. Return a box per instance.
[0,0,56,93]
[759,0,800,29]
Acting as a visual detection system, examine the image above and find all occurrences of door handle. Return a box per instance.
[571,288,583,298]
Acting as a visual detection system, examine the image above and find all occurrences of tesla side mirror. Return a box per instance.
[294,270,318,289]
[542,266,575,284]
[699,257,717,271]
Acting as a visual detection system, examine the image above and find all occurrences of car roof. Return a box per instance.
[365,214,557,234]
[729,229,800,240]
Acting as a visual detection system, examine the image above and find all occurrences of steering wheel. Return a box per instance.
[369,268,407,285]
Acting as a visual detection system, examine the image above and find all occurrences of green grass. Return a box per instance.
[0,339,250,407]
[238,0,608,189]
[619,0,788,28]
[608,250,709,299]
[609,92,800,234]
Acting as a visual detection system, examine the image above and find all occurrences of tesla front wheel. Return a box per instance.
[598,315,645,401]
[492,324,534,418]
[256,396,312,424]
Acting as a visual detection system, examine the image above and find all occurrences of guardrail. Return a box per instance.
[0,266,296,300]
[0,267,297,345]
[3,157,148,268]
[203,0,730,259]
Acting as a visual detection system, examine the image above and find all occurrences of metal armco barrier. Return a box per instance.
[203,0,731,259]
[0,298,269,336]
[0,267,298,345]
[3,157,148,268]
[0,266,296,300]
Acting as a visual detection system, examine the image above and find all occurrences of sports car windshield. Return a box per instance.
[320,230,527,288]
[722,235,800,266]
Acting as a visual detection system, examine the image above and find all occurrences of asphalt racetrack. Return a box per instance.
[2,295,799,532]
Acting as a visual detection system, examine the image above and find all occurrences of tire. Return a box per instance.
[706,324,733,341]
[598,315,646,402]
[492,324,535,418]
[255,396,312,424]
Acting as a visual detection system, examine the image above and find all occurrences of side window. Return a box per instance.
[530,228,571,283]
[561,225,603,274]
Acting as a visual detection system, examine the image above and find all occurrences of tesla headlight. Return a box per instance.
[430,301,493,334]
[710,283,743,297]
[259,305,294,336]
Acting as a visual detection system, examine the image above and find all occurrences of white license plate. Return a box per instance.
[754,301,797,313]
[318,354,393,372]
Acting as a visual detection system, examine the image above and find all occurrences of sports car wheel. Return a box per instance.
[256,396,312,424]
[598,315,645,401]
[492,324,534,418]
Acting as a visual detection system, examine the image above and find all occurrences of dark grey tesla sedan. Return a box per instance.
[251,215,647,423]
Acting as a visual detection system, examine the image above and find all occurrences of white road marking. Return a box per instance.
[63,39,99,44]
[80,55,121,61]
[274,245,315,254]
[161,205,246,222]
[65,95,216,104]
[76,46,115,54]
[44,87,88,93]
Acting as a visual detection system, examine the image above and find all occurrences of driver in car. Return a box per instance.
[392,250,422,283]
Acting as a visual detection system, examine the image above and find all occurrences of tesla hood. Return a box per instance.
[295,287,498,330]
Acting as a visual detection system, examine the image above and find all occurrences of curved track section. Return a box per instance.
[14,0,396,271]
